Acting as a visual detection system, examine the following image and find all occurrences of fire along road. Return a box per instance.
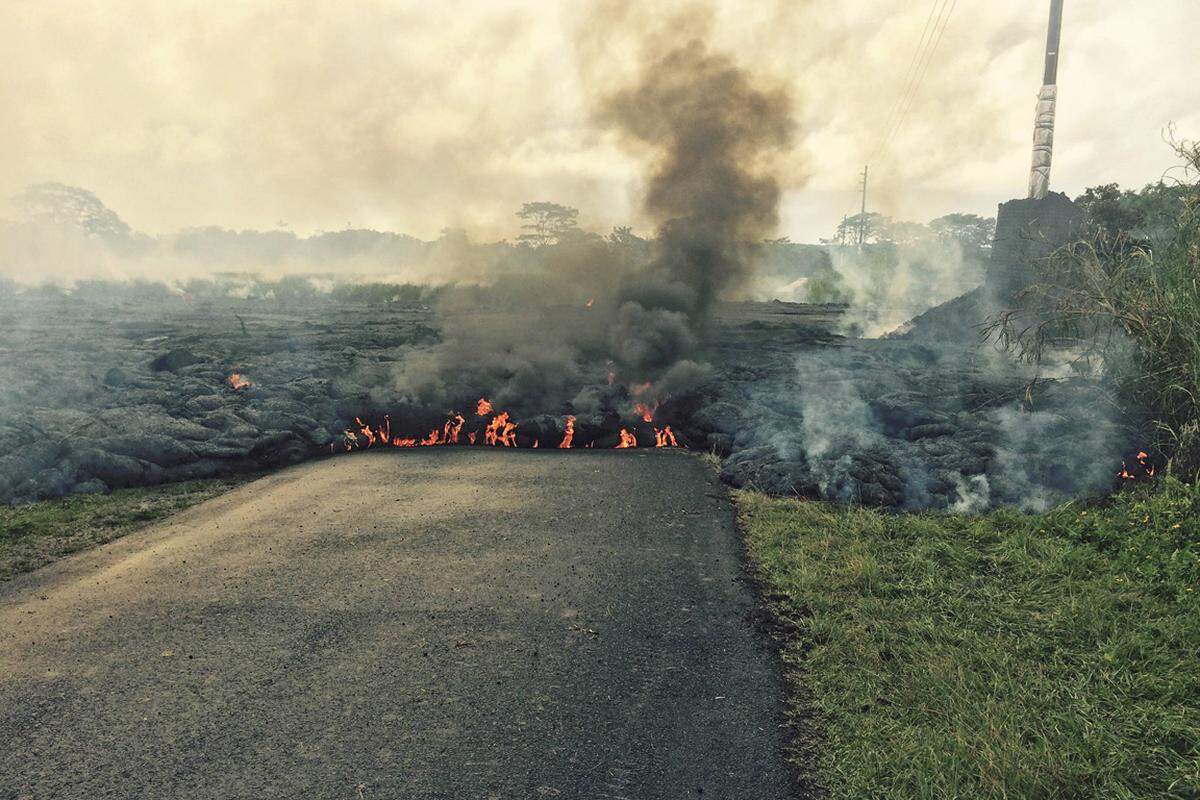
[0,449,797,798]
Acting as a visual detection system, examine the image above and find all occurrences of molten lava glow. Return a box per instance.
[1118,450,1156,480]
[634,402,657,423]
[654,427,678,448]
[485,411,517,447]
[340,396,681,453]
[559,415,576,449]
[228,373,252,390]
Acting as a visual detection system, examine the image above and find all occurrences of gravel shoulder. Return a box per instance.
[1,449,800,799]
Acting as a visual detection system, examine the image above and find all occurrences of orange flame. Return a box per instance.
[1118,450,1156,480]
[634,402,657,423]
[476,397,493,416]
[443,413,465,444]
[341,403,679,454]
[585,298,594,308]
[485,411,517,447]
[559,415,576,449]
[228,373,252,391]
[654,427,678,448]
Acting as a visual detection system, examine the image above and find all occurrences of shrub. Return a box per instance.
[989,140,1200,480]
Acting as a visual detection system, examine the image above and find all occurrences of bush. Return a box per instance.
[989,140,1200,480]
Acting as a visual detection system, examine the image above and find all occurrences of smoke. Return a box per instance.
[828,238,985,337]
[736,341,1128,511]
[598,18,795,381]
[388,4,797,417]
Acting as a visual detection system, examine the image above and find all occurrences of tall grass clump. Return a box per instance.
[990,139,1200,480]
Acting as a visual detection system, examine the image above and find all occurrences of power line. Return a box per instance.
[872,0,959,163]
[869,0,942,164]
[878,0,957,158]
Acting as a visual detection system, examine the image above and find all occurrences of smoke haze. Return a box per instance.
[3,1,1196,244]
[386,4,796,420]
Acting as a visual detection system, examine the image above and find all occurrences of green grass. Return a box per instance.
[0,477,252,580]
[739,479,1200,799]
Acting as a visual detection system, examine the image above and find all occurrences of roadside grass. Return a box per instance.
[0,477,253,580]
[739,480,1200,799]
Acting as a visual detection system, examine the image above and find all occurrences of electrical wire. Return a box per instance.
[871,0,959,164]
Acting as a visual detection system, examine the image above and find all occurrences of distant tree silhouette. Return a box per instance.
[929,213,996,250]
[516,202,579,247]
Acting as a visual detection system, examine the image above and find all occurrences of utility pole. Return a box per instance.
[1028,0,1064,199]
[857,165,869,246]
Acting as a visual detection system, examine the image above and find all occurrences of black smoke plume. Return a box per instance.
[389,11,796,420]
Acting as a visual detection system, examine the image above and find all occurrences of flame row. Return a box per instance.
[340,398,678,453]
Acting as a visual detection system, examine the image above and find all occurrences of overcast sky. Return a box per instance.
[4,0,1198,243]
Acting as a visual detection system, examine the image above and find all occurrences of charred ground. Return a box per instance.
[0,285,1130,511]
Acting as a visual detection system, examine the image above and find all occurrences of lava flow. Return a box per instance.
[339,398,681,453]
[1118,450,1156,481]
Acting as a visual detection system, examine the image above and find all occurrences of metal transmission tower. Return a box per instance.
[1029,0,1064,199]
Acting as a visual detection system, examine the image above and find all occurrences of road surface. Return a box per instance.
[1,450,798,799]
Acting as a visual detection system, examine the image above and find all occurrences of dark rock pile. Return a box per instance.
[707,337,1127,511]
[0,295,437,504]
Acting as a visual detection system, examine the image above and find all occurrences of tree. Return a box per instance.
[836,212,891,245]
[1075,182,1190,242]
[1074,184,1143,238]
[607,226,646,248]
[515,202,579,247]
[886,220,932,246]
[928,213,996,250]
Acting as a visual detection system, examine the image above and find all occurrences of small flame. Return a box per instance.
[485,411,517,447]
[341,400,679,454]
[558,415,576,449]
[444,413,466,444]
[654,426,679,448]
[1118,450,1156,481]
[585,298,594,308]
[634,402,657,423]
[228,373,252,391]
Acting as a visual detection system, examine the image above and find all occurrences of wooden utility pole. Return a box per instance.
[1028,0,1064,199]
[857,165,869,246]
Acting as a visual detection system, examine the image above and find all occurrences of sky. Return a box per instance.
[3,0,1198,244]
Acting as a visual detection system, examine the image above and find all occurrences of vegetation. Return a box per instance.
[0,477,251,579]
[515,201,581,247]
[830,211,995,251]
[740,483,1200,799]
[989,141,1200,480]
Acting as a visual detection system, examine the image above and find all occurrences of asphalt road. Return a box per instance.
[1,450,798,799]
